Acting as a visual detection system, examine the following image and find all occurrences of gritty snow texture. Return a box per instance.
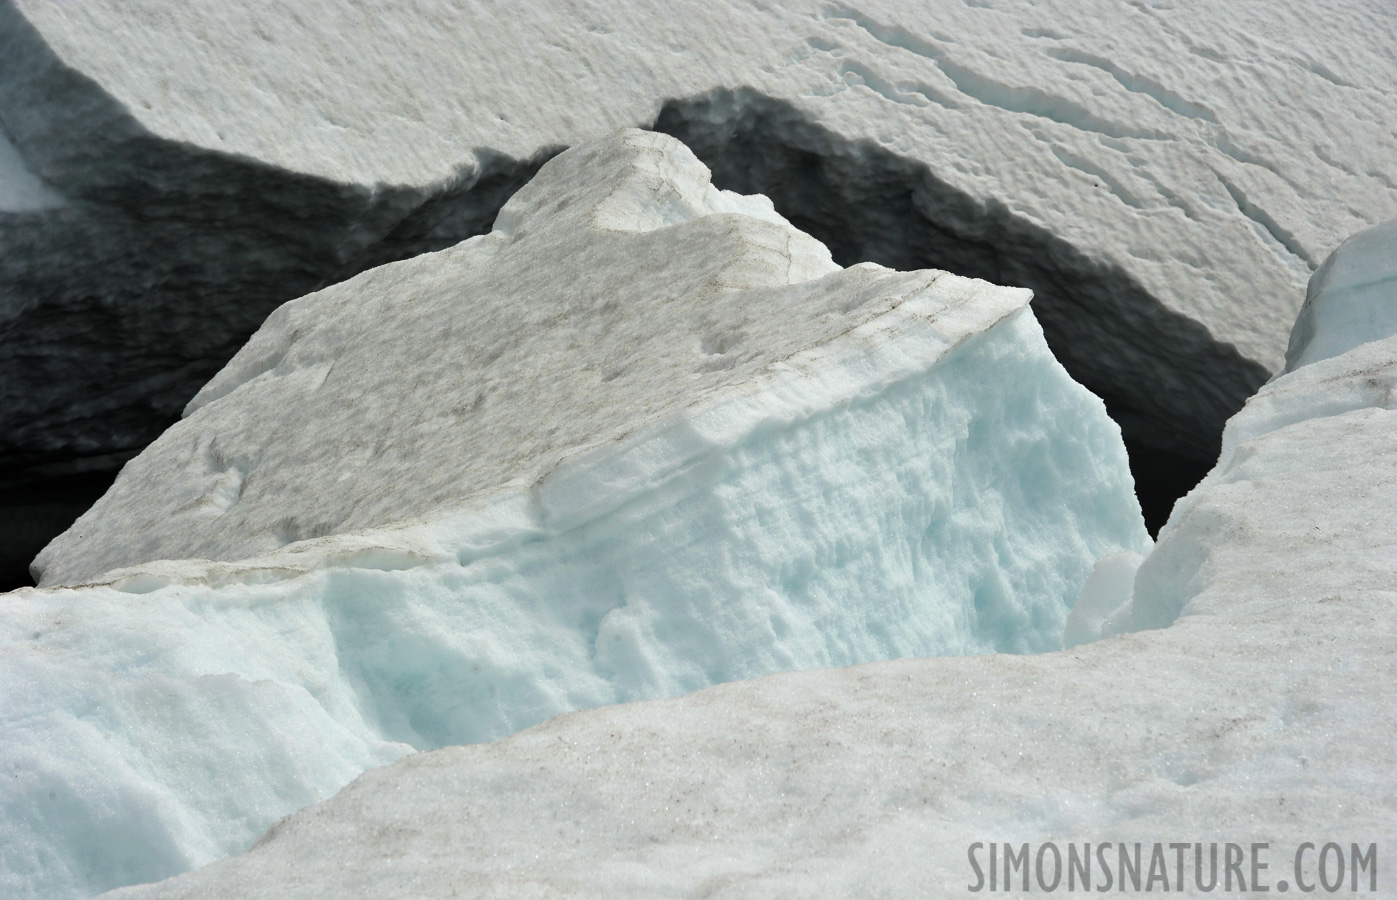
[1,132,1148,899]
[98,234,1397,900]
[2,0,1395,491]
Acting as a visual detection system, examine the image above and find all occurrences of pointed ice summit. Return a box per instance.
[5,131,1146,900]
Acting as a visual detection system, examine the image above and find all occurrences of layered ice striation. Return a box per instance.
[4,131,1148,899]
[101,222,1397,900]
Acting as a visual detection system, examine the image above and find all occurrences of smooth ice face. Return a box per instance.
[3,131,1147,900]
[1284,218,1397,373]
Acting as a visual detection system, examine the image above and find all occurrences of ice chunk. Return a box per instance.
[1061,550,1144,649]
[1082,220,1397,635]
[110,239,1397,900]
[0,125,62,212]
[2,131,1147,899]
[1284,218,1397,372]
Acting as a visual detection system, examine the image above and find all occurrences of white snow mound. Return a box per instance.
[3,130,1147,900]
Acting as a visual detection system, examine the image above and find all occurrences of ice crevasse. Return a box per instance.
[2,130,1148,899]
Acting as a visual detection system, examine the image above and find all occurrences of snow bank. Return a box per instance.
[97,224,1397,900]
[3,0,1394,495]
[2,131,1146,899]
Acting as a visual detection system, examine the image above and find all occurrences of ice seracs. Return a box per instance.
[2,0,1394,512]
[97,220,1397,900]
[2,131,1147,899]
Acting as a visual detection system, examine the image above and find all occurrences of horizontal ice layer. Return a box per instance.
[1284,217,1397,372]
[3,0,1395,500]
[3,132,1148,899]
[103,243,1397,900]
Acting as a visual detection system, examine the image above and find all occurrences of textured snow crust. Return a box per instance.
[101,236,1397,900]
[2,0,1394,488]
[2,132,1148,899]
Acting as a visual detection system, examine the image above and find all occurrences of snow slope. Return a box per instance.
[2,0,1394,494]
[98,224,1397,900]
[1,131,1147,899]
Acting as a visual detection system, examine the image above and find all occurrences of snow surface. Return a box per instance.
[1284,217,1397,372]
[2,0,1394,480]
[98,231,1397,900]
[2,131,1148,899]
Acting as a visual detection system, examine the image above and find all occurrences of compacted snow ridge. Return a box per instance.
[97,222,1397,900]
[1,0,1393,506]
[1,130,1149,900]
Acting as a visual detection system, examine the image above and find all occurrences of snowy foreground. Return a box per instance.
[101,221,1397,898]
[3,0,1395,484]
[1,132,1149,899]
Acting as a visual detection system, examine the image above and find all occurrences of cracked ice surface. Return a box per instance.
[1,132,1148,899]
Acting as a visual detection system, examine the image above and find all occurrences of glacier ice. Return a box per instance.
[1075,217,1397,637]
[0,124,62,212]
[1284,217,1397,373]
[1059,550,1143,649]
[1,131,1148,899]
[2,0,1394,513]
[101,222,1397,900]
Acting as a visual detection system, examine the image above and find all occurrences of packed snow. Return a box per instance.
[97,222,1397,900]
[1,131,1148,899]
[2,0,1394,495]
